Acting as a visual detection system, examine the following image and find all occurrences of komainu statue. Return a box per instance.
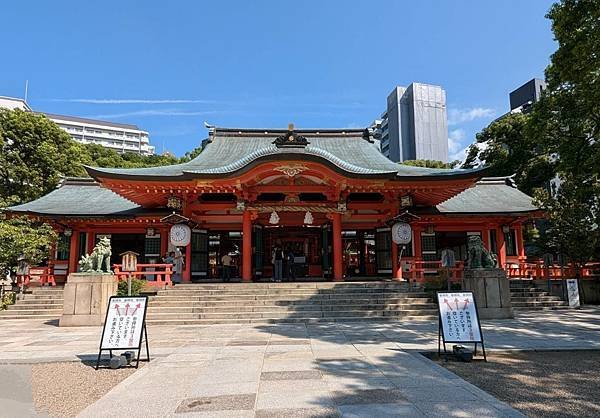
[79,237,112,273]
[467,235,497,269]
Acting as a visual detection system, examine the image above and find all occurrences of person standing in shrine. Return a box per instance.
[272,245,284,282]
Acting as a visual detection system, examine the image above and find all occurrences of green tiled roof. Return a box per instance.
[6,178,142,217]
[5,177,538,218]
[436,177,538,214]
[86,127,485,180]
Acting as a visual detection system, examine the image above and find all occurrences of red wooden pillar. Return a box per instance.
[160,228,169,256]
[515,224,526,260]
[391,242,401,280]
[332,212,343,281]
[68,231,79,274]
[183,243,192,282]
[496,226,507,269]
[242,211,252,281]
[482,227,490,251]
[86,232,95,253]
[412,226,422,282]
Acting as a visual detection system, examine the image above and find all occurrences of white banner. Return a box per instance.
[101,296,147,350]
[437,291,482,343]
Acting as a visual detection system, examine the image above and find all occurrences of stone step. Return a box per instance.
[146,308,438,321]
[145,315,437,325]
[147,298,435,307]
[513,305,571,311]
[172,282,410,289]
[0,314,61,321]
[18,298,64,304]
[20,294,65,301]
[510,295,564,301]
[151,292,430,300]
[512,300,569,308]
[7,303,64,311]
[0,308,63,316]
[148,303,437,313]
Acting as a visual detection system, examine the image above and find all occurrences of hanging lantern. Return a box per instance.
[304,211,313,225]
[269,211,280,225]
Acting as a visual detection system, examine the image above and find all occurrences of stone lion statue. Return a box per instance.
[467,235,497,269]
[79,237,112,273]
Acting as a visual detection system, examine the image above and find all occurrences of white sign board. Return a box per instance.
[437,291,482,343]
[101,296,148,349]
[566,279,580,308]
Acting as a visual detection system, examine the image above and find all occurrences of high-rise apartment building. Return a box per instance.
[0,96,155,155]
[379,83,448,162]
[43,113,155,156]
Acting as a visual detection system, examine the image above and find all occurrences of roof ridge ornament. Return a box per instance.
[273,123,310,148]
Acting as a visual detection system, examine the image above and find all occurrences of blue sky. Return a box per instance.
[1,1,557,159]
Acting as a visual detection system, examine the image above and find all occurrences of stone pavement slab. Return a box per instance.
[1,308,598,416]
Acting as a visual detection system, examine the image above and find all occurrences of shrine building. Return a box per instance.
[7,125,539,283]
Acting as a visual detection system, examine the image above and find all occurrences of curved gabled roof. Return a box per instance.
[86,127,484,181]
[5,178,142,217]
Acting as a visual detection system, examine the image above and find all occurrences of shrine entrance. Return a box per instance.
[257,226,331,279]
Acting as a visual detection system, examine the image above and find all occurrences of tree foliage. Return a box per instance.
[462,113,555,194]
[0,109,86,207]
[462,0,600,264]
[0,216,57,273]
[530,0,600,265]
[402,159,458,169]
[0,108,203,271]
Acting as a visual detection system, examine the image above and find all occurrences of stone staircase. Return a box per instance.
[0,287,64,320]
[146,282,437,325]
[509,280,569,311]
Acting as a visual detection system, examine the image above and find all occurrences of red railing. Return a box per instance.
[405,260,465,283]
[403,259,600,283]
[112,263,174,287]
[504,261,600,280]
[17,266,57,287]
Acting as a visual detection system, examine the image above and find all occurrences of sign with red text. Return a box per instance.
[100,296,148,350]
[437,291,482,343]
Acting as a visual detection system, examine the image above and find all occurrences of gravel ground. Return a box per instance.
[432,350,600,418]
[31,361,142,418]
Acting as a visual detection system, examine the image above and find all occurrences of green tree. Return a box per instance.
[402,159,454,169]
[0,109,86,206]
[179,146,203,163]
[529,0,600,265]
[0,216,57,274]
[461,113,554,194]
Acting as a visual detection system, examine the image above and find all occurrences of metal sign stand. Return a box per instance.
[437,291,487,362]
[95,295,151,370]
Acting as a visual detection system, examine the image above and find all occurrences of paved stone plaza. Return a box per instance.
[0,308,599,417]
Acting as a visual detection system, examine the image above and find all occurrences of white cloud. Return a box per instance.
[448,107,496,125]
[449,146,470,163]
[85,109,220,119]
[52,98,216,104]
[448,128,465,154]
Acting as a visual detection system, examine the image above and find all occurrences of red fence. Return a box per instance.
[112,264,174,287]
[403,260,600,283]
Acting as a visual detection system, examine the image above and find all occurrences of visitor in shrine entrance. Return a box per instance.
[272,246,284,282]
[221,253,233,282]
[286,248,296,282]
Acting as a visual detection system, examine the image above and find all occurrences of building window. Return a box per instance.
[505,229,518,256]
[56,234,71,260]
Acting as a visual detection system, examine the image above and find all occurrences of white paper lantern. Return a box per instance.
[269,211,280,225]
[304,211,313,225]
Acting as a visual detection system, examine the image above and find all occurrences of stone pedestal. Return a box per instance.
[59,273,118,327]
[463,268,513,319]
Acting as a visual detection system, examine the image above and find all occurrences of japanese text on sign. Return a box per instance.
[101,297,147,350]
[437,292,482,343]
